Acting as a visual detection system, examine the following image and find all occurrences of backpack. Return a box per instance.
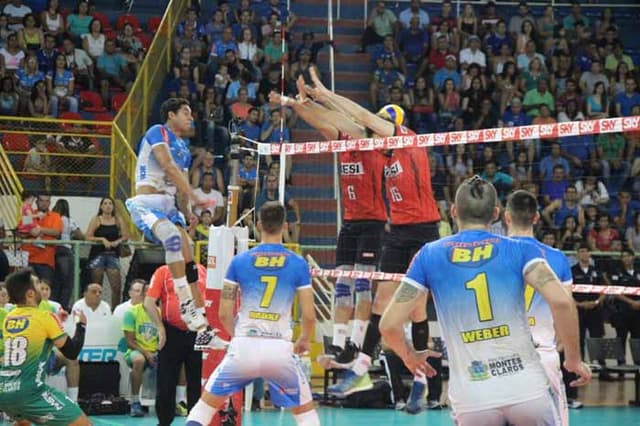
[342,380,392,409]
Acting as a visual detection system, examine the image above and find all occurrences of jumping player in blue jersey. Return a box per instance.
[125,98,219,348]
[186,202,320,426]
[380,176,591,425]
[505,189,575,426]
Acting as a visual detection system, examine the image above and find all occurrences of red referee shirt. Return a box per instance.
[147,264,207,331]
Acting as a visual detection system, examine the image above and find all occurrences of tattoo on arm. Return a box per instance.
[394,282,420,303]
[221,283,238,300]
[526,262,559,290]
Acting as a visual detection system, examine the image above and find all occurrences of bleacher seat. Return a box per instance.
[116,14,142,32]
[1,134,30,151]
[111,93,128,112]
[92,12,113,32]
[138,32,153,50]
[92,112,114,134]
[147,16,162,33]
[60,111,84,132]
[79,91,107,113]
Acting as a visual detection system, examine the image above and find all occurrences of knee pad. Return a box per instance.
[186,261,199,284]
[154,220,183,264]
[354,278,372,302]
[335,280,354,308]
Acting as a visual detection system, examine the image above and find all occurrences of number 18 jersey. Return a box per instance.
[224,243,311,341]
[403,230,550,413]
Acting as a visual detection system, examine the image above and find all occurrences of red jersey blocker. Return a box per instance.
[335,132,387,267]
[380,125,441,273]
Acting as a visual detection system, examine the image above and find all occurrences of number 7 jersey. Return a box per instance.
[224,243,311,341]
[403,230,550,413]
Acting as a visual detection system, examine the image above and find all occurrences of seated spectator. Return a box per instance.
[122,282,158,417]
[459,35,486,72]
[398,16,429,66]
[561,128,596,177]
[519,57,547,92]
[4,0,31,32]
[232,9,258,43]
[564,2,590,32]
[408,75,436,133]
[294,31,330,64]
[399,0,429,29]
[230,87,253,121]
[113,279,146,323]
[575,174,609,207]
[37,33,57,73]
[207,26,238,75]
[542,185,584,230]
[204,9,225,45]
[626,213,640,253]
[614,77,640,117]
[433,54,460,91]
[65,0,92,42]
[585,81,609,119]
[550,52,572,96]
[502,97,533,162]
[28,79,50,117]
[611,190,639,229]
[116,23,144,73]
[480,160,513,202]
[514,18,536,56]
[580,60,608,98]
[192,172,225,224]
[1,33,25,76]
[461,75,486,123]
[47,54,78,117]
[261,108,290,144]
[372,34,405,73]
[457,3,477,44]
[370,56,404,109]
[0,14,11,48]
[174,25,205,60]
[24,136,51,188]
[177,7,205,38]
[260,11,280,40]
[255,173,301,243]
[213,63,232,101]
[61,36,93,90]
[173,46,199,83]
[239,106,261,141]
[168,65,198,103]
[523,78,554,117]
[509,1,535,39]
[0,75,19,115]
[605,42,634,75]
[437,77,460,130]
[16,53,45,112]
[610,63,631,98]
[541,164,570,205]
[190,151,225,192]
[431,19,459,53]
[418,34,450,77]
[587,214,619,252]
[17,13,42,52]
[446,144,473,188]
[289,48,318,86]
[540,141,570,182]
[54,123,96,177]
[558,215,584,251]
[263,29,288,69]
[597,132,629,193]
[237,27,262,79]
[40,0,64,40]
[238,152,257,209]
[234,0,256,30]
[485,19,510,56]
[359,1,397,53]
[516,40,545,72]
[191,209,213,241]
[556,79,583,113]
[97,38,133,106]
[495,61,522,113]
[509,150,533,187]
[199,87,225,149]
[226,69,257,105]
[472,97,499,130]
[258,65,281,105]
[431,0,456,32]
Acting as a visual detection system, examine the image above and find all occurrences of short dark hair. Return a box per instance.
[622,248,635,257]
[506,190,538,229]
[259,201,286,234]
[577,242,590,251]
[160,98,190,122]
[5,268,36,305]
[454,176,497,225]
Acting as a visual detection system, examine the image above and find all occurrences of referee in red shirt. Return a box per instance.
[144,263,207,425]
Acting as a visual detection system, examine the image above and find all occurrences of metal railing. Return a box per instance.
[0,143,23,230]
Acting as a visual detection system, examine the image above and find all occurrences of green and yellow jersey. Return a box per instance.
[0,306,66,393]
[122,303,158,355]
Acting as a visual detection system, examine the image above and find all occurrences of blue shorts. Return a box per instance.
[125,194,186,244]
[204,337,312,408]
[88,253,120,270]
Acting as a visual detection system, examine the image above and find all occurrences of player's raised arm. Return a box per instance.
[152,143,199,201]
[219,280,239,337]
[54,310,87,360]
[524,260,591,386]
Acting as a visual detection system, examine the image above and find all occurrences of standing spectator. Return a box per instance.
[359,1,397,53]
[0,76,19,115]
[96,38,132,106]
[0,33,25,74]
[123,281,158,417]
[192,172,225,223]
[51,198,83,310]
[61,36,93,90]
[523,78,554,117]
[17,13,42,52]
[614,77,640,117]
[398,0,429,29]
[587,213,620,252]
[18,193,62,285]
[609,249,640,365]
[579,60,608,98]
[81,18,105,62]
[143,263,207,426]
[65,0,92,42]
[3,0,31,32]
[585,82,609,120]
[47,54,78,117]
[85,196,129,307]
[40,0,64,40]
[541,164,570,205]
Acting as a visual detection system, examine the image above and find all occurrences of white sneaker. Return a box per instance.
[194,328,230,351]
[180,299,207,332]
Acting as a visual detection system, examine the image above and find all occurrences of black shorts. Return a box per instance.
[380,222,440,273]
[335,220,386,266]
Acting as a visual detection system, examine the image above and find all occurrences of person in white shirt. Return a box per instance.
[113,279,146,323]
[399,0,429,29]
[3,0,31,31]
[192,172,225,224]
[459,35,486,72]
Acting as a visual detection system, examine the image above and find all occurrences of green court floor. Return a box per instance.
[84,406,640,425]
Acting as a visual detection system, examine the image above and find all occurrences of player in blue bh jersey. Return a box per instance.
[380,176,591,425]
[505,189,575,426]
[125,98,219,348]
[186,202,320,426]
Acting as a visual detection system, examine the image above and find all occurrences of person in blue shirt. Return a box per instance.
[261,109,290,144]
[614,77,640,117]
[484,19,511,55]
[185,201,319,426]
[539,142,570,182]
[379,176,590,425]
[433,54,461,90]
[239,107,261,142]
[397,17,429,66]
[37,33,58,73]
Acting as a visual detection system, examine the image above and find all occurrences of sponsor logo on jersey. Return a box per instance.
[340,162,364,175]
[249,311,280,321]
[384,160,403,178]
[487,355,524,378]
[450,244,495,267]
[467,360,490,381]
[254,255,286,268]
[460,324,510,343]
[5,317,30,333]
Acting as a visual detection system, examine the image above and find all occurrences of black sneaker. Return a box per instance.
[334,340,360,365]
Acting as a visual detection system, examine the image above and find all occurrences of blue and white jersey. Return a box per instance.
[224,243,311,341]
[513,236,573,352]
[134,124,191,195]
[404,230,550,413]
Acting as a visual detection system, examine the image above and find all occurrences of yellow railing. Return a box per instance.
[0,142,23,230]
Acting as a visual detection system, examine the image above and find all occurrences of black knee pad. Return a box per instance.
[186,261,199,284]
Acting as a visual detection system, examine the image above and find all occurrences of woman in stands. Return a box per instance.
[27,79,50,117]
[610,62,630,98]
[85,197,129,307]
[520,56,547,92]
[81,18,106,62]
[41,0,65,41]
[586,81,609,119]
[437,78,460,131]
[47,54,79,117]
[516,19,538,55]
[238,27,262,79]
[1,33,26,75]
[66,0,92,43]
[0,76,19,115]
[17,13,44,53]
[408,75,436,133]
[117,23,145,73]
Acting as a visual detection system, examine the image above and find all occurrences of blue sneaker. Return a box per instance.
[405,381,426,415]
[327,370,373,397]
[130,401,145,417]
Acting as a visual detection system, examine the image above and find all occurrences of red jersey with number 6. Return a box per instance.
[338,133,387,222]
[385,125,440,225]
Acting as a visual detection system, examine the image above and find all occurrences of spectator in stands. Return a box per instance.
[174,25,205,60]
[478,1,501,37]
[81,18,105,62]
[294,31,330,64]
[431,0,455,31]
[563,2,589,32]
[496,61,522,113]
[16,54,45,113]
[515,18,537,56]
[398,0,429,29]
[257,65,281,105]
[580,60,608,98]
[523,77,554,117]
[0,14,10,48]
[230,87,253,121]
[598,26,620,58]
[18,193,62,285]
[238,152,257,210]
[28,80,50,117]
[239,106,261,140]
[40,0,64,41]
[485,19,510,56]
[0,75,19,115]
[192,172,225,224]
[359,1,397,53]
[177,7,205,39]
[542,185,584,231]
[575,175,609,208]
[263,29,288,69]
[398,16,429,67]
[190,150,225,192]
[461,76,485,124]
[370,56,404,109]
[537,5,556,47]
[54,122,96,185]
[508,1,534,38]
[446,144,473,188]
[610,63,631,98]
[372,34,405,74]
[516,39,545,72]
[615,77,640,117]
[232,9,258,43]
[418,34,450,76]
[626,213,640,253]
[431,19,459,53]
[261,108,290,143]
[541,164,570,205]
[520,57,547,92]
[596,8,617,40]
[234,0,255,29]
[207,26,237,76]
[97,38,132,105]
[226,69,256,105]
[609,249,640,365]
[611,190,638,229]
[204,9,225,45]
[597,132,629,193]
[556,79,582,113]
[561,122,596,177]
[62,35,93,90]
[255,173,301,243]
[459,35,486,73]
[173,47,200,88]
[65,0,92,43]
[113,278,145,323]
[260,11,279,39]
[190,209,213,242]
[408,75,436,133]
[237,27,262,79]
[457,3,478,45]
[587,213,619,252]
[47,54,79,117]
[85,197,129,307]
[117,23,144,74]
[437,77,460,130]
[37,33,57,73]
[51,198,83,311]
[558,215,583,251]
[480,160,513,202]
[17,13,42,53]
[605,43,634,75]
[433,54,460,91]
[472,97,498,130]
[0,32,25,75]
[122,281,158,417]
[289,47,318,84]
[509,151,533,188]
[585,82,609,120]
[3,0,31,32]
[24,136,51,189]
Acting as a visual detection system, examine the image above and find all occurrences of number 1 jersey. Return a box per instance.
[224,243,311,341]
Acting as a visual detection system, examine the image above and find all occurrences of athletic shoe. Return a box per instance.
[180,299,207,331]
[175,401,188,417]
[405,381,425,414]
[327,370,373,397]
[427,399,442,410]
[324,340,360,369]
[194,327,229,351]
[568,399,583,409]
[130,401,145,417]
[394,399,406,411]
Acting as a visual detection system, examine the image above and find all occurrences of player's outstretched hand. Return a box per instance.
[402,348,441,378]
[564,359,592,387]
[294,335,310,355]
[57,308,69,322]
[74,309,87,326]
[296,76,309,103]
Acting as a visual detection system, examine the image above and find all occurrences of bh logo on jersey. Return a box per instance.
[449,242,496,267]
[5,317,29,333]
[340,162,364,176]
[254,255,286,268]
[468,360,490,381]
[384,161,403,178]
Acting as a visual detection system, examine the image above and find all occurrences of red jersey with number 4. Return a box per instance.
[385,125,440,225]
[338,133,387,222]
